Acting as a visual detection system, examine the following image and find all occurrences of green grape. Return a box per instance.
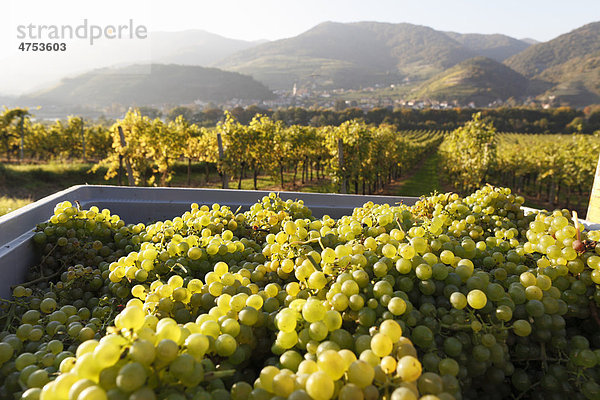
[388,298,407,315]
[129,339,156,365]
[27,369,50,388]
[339,383,365,400]
[513,320,532,337]
[347,360,375,388]
[116,362,147,392]
[0,342,14,364]
[156,339,179,363]
[215,334,237,357]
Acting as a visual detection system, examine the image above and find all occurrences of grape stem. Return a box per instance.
[36,243,59,279]
[204,369,236,380]
[170,263,188,275]
[15,269,63,288]
[306,253,321,271]
[288,238,321,247]
[395,218,405,233]
[0,303,15,332]
[512,357,562,363]
[513,381,541,400]
[540,342,548,372]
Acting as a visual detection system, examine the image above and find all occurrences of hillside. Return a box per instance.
[412,57,531,105]
[216,22,535,91]
[216,21,480,90]
[25,64,274,107]
[505,22,600,77]
[150,30,265,66]
[504,22,600,106]
[443,32,531,62]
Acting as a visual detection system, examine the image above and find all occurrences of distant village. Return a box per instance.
[27,83,556,120]
[212,83,552,112]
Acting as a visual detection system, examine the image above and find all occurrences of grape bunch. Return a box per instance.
[2,186,600,400]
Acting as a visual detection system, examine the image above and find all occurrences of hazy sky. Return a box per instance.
[2,0,599,43]
[148,0,599,42]
[0,0,597,95]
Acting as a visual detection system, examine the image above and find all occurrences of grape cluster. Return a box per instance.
[3,186,600,400]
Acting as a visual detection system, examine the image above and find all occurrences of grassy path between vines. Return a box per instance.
[379,152,563,214]
[382,152,442,198]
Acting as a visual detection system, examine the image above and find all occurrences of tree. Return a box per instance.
[0,108,30,162]
[439,112,497,191]
[138,106,163,120]
[166,106,194,122]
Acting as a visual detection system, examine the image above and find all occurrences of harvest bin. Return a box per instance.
[0,185,419,298]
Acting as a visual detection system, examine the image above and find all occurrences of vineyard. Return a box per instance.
[438,113,600,214]
[4,108,600,400]
[1,108,600,216]
[0,108,444,196]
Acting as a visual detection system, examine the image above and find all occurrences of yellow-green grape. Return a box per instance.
[77,385,108,400]
[215,333,237,357]
[321,248,336,264]
[317,350,346,380]
[277,330,298,349]
[305,371,334,400]
[259,366,280,392]
[370,333,393,357]
[379,319,403,342]
[185,334,209,361]
[396,355,422,382]
[307,271,327,290]
[338,349,357,369]
[276,308,297,333]
[68,379,96,400]
[302,298,326,323]
[272,371,295,397]
[466,290,487,309]
[450,292,467,310]
[380,356,397,374]
[323,310,342,331]
[382,244,397,258]
[388,297,407,316]
[390,387,417,400]
[116,306,145,331]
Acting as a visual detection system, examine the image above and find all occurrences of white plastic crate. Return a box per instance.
[0,185,419,297]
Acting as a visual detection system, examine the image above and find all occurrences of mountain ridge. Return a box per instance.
[215,21,535,90]
[23,64,274,107]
